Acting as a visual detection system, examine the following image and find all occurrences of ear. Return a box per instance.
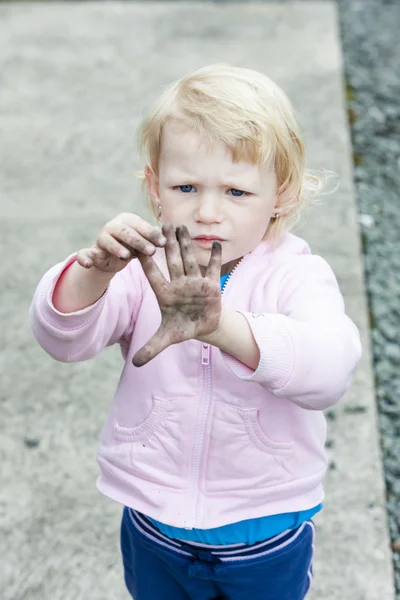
[145,165,160,212]
[273,192,291,218]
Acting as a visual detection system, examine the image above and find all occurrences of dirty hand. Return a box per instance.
[132,224,222,367]
[76,213,167,273]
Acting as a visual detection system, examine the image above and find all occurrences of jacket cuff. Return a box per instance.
[220,311,294,390]
[37,254,108,331]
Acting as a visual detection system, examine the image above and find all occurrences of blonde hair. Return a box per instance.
[138,64,328,245]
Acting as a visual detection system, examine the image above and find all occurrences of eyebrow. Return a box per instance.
[166,174,257,190]
[220,181,255,190]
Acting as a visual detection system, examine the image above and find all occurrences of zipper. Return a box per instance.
[185,343,211,529]
[201,343,211,366]
[185,256,245,528]
[221,256,245,297]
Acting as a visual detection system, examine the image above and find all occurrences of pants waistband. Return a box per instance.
[127,509,314,563]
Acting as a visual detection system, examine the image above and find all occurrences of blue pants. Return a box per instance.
[120,508,315,600]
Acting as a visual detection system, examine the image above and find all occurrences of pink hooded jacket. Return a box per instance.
[29,233,362,529]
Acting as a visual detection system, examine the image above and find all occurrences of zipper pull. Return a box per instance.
[201,343,210,366]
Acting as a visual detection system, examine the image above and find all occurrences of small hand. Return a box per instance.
[132,224,222,367]
[75,213,167,274]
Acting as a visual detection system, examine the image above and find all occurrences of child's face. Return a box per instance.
[147,123,279,276]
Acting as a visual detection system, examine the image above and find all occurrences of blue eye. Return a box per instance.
[178,185,194,193]
[230,188,245,197]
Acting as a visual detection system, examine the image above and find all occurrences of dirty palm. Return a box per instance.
[133,224,222,367]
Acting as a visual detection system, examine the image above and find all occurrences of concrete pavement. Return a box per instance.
[0,2,394,598]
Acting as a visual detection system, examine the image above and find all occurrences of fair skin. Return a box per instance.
[149,123,279,278]
[53,122,283,368]
[137,123,283,367]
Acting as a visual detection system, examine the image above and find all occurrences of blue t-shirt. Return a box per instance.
[220,272,230,289]
[149,505,322,545]
[149,272,323,544]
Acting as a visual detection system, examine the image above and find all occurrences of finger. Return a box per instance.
[137,253,167,295]
[120,214,167,248]
[76,247,109,268]
[105,225,156,257]
[76,248,94,268]
[176,226,201,277]
[132,327,171,367]
[90,246,108,261]
[205,241,222,280]
[162,224,184,280]
[98,231,135,259]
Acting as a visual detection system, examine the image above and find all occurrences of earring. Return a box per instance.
[274,212,280,219]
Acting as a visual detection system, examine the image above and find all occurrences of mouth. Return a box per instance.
[193,236,226,249]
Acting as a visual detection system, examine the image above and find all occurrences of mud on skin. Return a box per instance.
[132,225,222,367]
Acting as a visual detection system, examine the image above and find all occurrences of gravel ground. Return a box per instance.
[337,0,400,595]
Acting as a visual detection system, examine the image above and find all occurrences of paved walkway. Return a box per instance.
[0,2,394,599]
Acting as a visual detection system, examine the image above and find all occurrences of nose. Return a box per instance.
[194,192,223,224]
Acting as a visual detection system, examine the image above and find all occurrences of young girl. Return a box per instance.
[29,64,362,600]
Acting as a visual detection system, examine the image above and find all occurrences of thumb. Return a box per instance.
[132,326,171,367]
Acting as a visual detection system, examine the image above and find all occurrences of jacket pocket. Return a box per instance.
[114,395,167,442]
[113,395,197,490]
[205,402,294,493]
[242,409,293,454]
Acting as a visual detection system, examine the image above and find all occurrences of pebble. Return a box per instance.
[359,213,375,228]
[393,541,400,553]
[325,410,337,421]
[344,404,367,414]
[24,437,40,448]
